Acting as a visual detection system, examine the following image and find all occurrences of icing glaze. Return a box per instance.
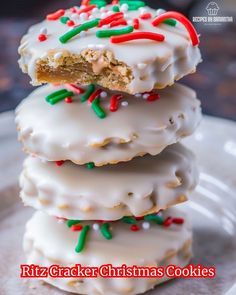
[18,4,202,94]
[24,208,192,294]
[20,143,198,220]
[15,83,202,166]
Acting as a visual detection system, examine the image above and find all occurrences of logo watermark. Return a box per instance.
[192,1,233,25]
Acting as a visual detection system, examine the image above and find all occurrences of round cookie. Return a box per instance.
[18,4,201,94]
[15,83,202,166]
[20,143,198,220]
[24,208,192,295]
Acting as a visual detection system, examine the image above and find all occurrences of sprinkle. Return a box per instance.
[139,12,152,19]
[144,214,164,225]
[112,5,120,12]
[130,224,140,231]
[55,160,65,166]
[112,0,119,4]
[40,27,47,35]
[38,34,47,42]
[172,217,185,225]
[67,220,81,228]
[90,0,107,8]
[54,52,63,59]
[92,7,99,14]
[135,93,142,97]
[111,31,165,43]
[147,93,160,102]
[79,12,88,21]
[60,16,70,24]
[152,12,199,46]
[47,9,65,21]
[65,97,73,103]
[121,101,128,107]
[133,18,140,29]
[163,19,177,27]
[100,223,112,240]
[96,26,133,38]
[156,8,166,16]
[93,223,100,231]
[71,224,83,231]
[75,225,90,253]
[88,89,102,103]
[120,3,129,12]
[163,217,173,227]
[59,18,100,44]
[86,162,95,169]
[70,7,77,13]
[142,221,150,230]
[143,93,149,99]
[47,91,74,105]
[120,0,146,11]
[46,89,67,101]
[81,0,90,5]
[98,12,124,27]
[65,84,85,94]
[81,84,95,102]
[67,20,75,26]
[76,5,96,15]
[92,98,106,119]
[110,19,128,27]
[110,94,123,112]
[100,91,107,98]
[121,216,136,224]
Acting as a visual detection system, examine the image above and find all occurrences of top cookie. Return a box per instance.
[18,2,201,94]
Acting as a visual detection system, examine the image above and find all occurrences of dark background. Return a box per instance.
[0,0,235,120]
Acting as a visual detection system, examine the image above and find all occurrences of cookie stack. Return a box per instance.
[16,1,202,294]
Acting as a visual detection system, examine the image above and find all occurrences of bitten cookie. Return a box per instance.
[15,83,202,166]
[20,143,198,220]
[24,208,192,295]
[18,3,201,94]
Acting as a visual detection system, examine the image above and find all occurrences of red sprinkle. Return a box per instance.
[56,160,65,166]
[70,7,77,13]
[163,217,173,227]
[99,12,124,27]
[65,84,85,94]
[111,32,165,44]
[152,11,199,46]
[133,18,140,30]
[140,13,152,20]
[110,94,123,112]
[173,217,185,225]
[130,224,140,231]
[76,5,96,15]
[65,97,73,103]
[71,224,83,231]
[46,9,65,21]
[38,34,47,42]
[110,19,128,28]
[112,0,119,4]
[147,93,160,102]
[81,0,90,6]
[67,20,75,27]
[135,216,144,221]
[88,89,102,103]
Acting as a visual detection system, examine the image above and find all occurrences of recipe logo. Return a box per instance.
[192,1,233,25]
[20,264,216,279]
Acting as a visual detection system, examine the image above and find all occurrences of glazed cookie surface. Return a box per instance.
[24,208,192,295]
[15,83,202,166]
[20,143,198,220]
[18,4,201,94]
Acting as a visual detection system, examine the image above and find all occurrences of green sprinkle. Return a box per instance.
[48,91,74,105]
[81,84,95,102]
[75,225,90,253]
[120,0,146,10]
[60,16,70,24]
[163,19,177,27]
[144,214,164,225]
[112,5,120,12]
[90,0,107,8]
[121,216,137,224]
[86,162,95,169]
[92,98,106,119]
[59,18,100,44]
[96,26,133,38]
[67,220,81,228]
[100,223,112,240]
[46,89,68,102]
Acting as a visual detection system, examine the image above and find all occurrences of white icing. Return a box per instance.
[19,143,198,220]
[15,83,202,166]
[18,5,202,93]
[24,208,192,295]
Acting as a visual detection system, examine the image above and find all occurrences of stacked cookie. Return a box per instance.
[16,1,202,294]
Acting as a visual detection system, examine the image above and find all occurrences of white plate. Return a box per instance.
[0,112,235,295]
